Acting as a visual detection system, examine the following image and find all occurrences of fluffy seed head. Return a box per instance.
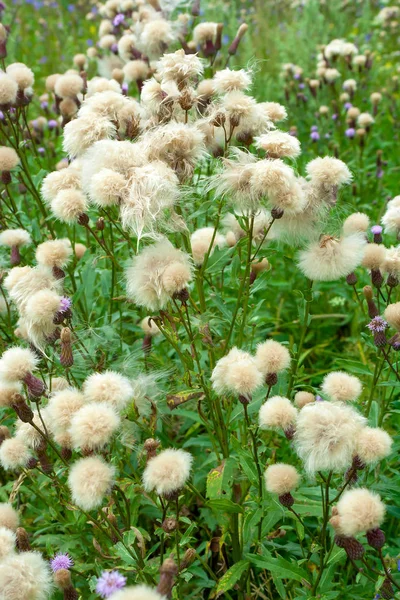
[54,74,84,98]
[294,391,315,408]
[143,448,192,496]
[211,347,264,398]
[107,586,166,600]
[0,526,16,560]
[382,246,400,275]
[140,317,160,337]
[6,63,34,90]
[294,401,366,474]
[342,212,370,235]
[15,409,50,450]
[306,157,352,187]
[126,240,192,311]
[68,456,115,511]
[298,234,366,281]
[0,504,19,531]
[46,389,86,435]
[190,227,225,266]
[255,340,291,375]
[321,371,362,402]
[384,302,400,330]
[264,464,300,495]
[0,437,31,470]
[0,381,21,408]
[355,427,392,465]
[0,73,18,105]
[51,189,88,223]
[0,229,31,248]
[83,371,133,411]
[362,243,386,270]
[334,489,385,536]
[382,206,400,236]
[259,396,297,431]
[255,131,301,159]
[0,347,38,382]
[36,239,72,268]
[260,101,287,122]
[88,168,127,207]
[213,68,252,93]
[63,116,116,158]
[157,49,204,85]
[0,551,53,600]
[41,167,81,204]
[69,402,120,450]
[0,147,20,172]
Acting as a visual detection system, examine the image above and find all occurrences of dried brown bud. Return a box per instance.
[16,527,31,551]
[12,394,34,423]
[180,548,196,570]
[162,517,178,533]
[156,557,178,597]
[144,438,160,461]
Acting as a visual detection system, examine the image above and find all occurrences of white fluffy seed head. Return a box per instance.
[0,347,38,382]
[51,189,87,223]
[143,448,192,496]
[211,347,264,398]
[294,401,366,474]
[126,240,192,311]
[6,63,34,90]
[88,168,127,207]
[306,156,352,187]
[54,73,84,98]
[68,456,115,511]
[0,526,16,560]
[107,586,166,600]
[384,302,400,330]
[63,115,116,158]
[35,239,72,268]
[255,340,291,375]
[0,228,31,248]
[255,131,301,159]
[321,371,362,402]
[41,167,81,204]
[141,317,160,337]
[0,73,18,105]
[333,488,385,536]
[362,243,386,270]
[259,101,287,122]
[190,227,225,266]
[0,437,31,470]
[46,389,86,435]
[15,409,50,450]
[382,246,400,275]
[0,146,20,171]
[69,402,120,450]
[342,212,370,235]
[25,289,62,325]
[0,503,19,531]
[0,551,53,600]
[83,371,133,411]
[0,381,21,408]
[355,427,392,465]
[294,391,315,409]
[298,234,366,281]
[264,463,300,495]
[259,396,297,431]
[382,206,400,236]
[213,68,252,93]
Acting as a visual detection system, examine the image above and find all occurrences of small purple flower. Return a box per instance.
[376,168,384,179]
[310,131,320,141]
[345,127,356,138]
[332,113,338,121]
[294,72,301,80]
[96,571,127,598]
[38,147,45,155]
[87,39,94,47]
[113,13,125,26]
[122,82,129,93]
[48,119,58,130]
[367,316,388,333]
[371,225,382,235]
[315,395,323,402]
[111,43,119,53]
[0,111,4,121]
[344,102,352,110]
[298,83,305,90]
[311,125,318,132]
[67,3,75,11]
[50,553,73,572]
[41,101,49,110]
[60,296,72,312]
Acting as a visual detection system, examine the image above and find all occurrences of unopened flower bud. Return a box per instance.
[60,327,73,367]
[12,394,34,422]
[162,517,178,533]
[278,492,294,507]
[156,557,178,597]
[144,438,160,462]
[271,206,284,219]
[346,272,357,285]
[371,268,383,288]
[180,548,196,571]
[366,527,385,549]
[16,526,31,551]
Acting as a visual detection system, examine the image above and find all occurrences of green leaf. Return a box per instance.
[214,560,249,597]
[206,458,235,500]
[206,499,244,514]
[246,552,310,583]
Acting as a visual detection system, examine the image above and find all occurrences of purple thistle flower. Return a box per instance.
[111,43,119,53]
[113,13,125,26]
[298,83,305,90]
[40,101,49,110]
[311,125,318,132]
[59,296,72,312]
[371,225,382,235]
[38,147,45,155]
[344,102,352,110]
[122,82,129,93]
[345,127,356,138]
[315,395,323,402]
[48,119,58,130]
[310,131,320,141]
[332,113,338,121]
[367,316,388,333]
[96,571,127,598]
[50,553,73,572]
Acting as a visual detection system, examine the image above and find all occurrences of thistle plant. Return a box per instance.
[0,1,399,599]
